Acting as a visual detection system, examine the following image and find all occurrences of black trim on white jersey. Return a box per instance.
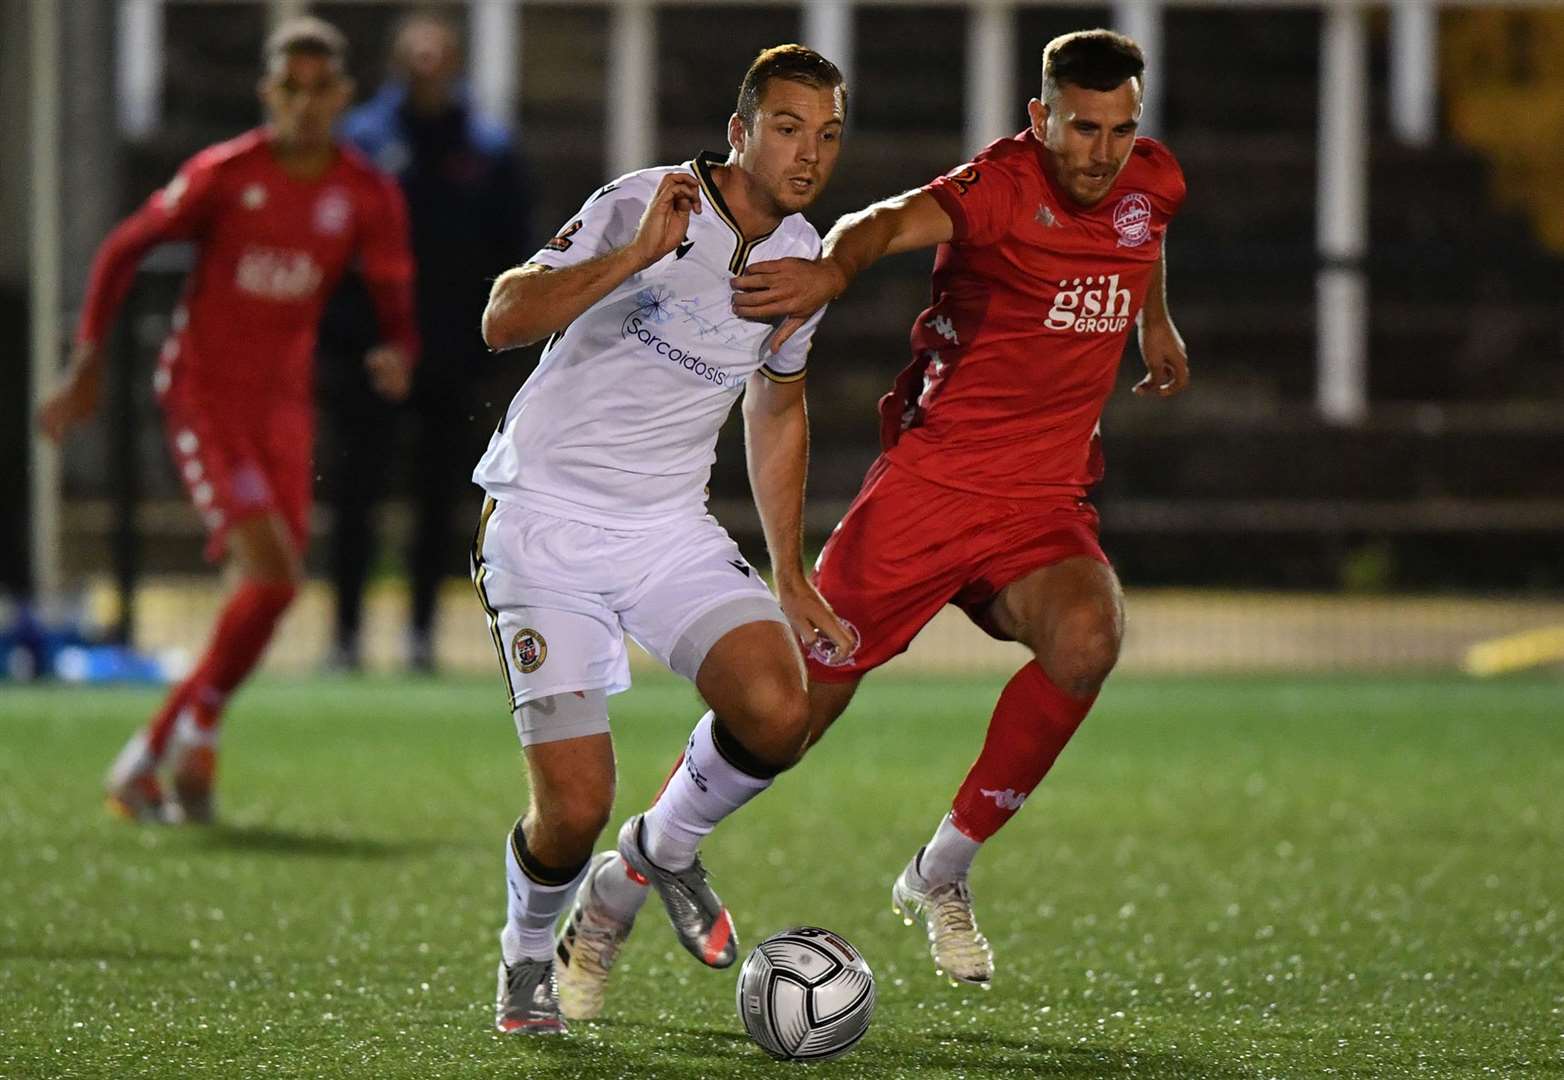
[692,151,778,274]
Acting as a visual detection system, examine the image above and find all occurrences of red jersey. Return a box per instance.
[76,128,417,406]
[881,130,1186,498]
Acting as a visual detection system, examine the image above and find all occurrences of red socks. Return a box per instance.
[146,580,297,756]
[950,663,1096,842]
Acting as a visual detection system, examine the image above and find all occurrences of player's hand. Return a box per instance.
[1133,318,1190,398]
[730,257,848,352]
[36,342,103,444]
[365,344,413,402]
[630,173,702,269]
[777,576,858,664]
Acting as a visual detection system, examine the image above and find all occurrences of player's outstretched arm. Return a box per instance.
[481,173,702,351]
[731,190,954,352]
[1132,243,1190,398]
[742,373,855,659]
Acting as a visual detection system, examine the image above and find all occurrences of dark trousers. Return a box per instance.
[320,354,482,650]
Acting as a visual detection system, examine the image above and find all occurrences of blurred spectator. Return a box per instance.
[319,10,531,673]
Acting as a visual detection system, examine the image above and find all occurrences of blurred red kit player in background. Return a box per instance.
[730,29,1189,985]
[37,17,418,824]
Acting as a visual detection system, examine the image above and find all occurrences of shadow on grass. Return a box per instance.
[507,1019,1230,1078]
[192,823,441,860]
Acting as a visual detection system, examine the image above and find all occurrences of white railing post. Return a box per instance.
[1113,0,1164,136]
[965,0,1016,157]
[1316,1,1370,425]
[471,0,521,130]
[116,0,164,139]
[607,0,656,177]
[1390,0,1438,147]
[31,0,64,600]
[801,0,854,89]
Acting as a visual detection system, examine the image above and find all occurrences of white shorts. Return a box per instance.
[470,496,788,727]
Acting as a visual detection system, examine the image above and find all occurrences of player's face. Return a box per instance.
[260,52,351,152]
[730,79,845,216]
[1030,79,1141,207]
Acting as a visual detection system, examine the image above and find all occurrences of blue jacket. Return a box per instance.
[324,83,531,373]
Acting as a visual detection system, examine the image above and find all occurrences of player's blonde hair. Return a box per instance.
[264,15,348,74]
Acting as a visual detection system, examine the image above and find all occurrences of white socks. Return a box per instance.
[914,812,982,886]
[500,827,588,964]
[642,712,773,871]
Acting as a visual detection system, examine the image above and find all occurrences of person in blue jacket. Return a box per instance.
[319,9,531,672]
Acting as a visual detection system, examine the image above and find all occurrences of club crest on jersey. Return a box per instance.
[313,188,353,235]
[241,183,267,210]
[1112,192,1152,247]
[1045,274,1133,333]
[511,628,547,674]
[1035,203,1058,228]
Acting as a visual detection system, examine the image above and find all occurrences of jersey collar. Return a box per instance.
[691,151,779,273]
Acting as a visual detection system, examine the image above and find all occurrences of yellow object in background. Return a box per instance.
[1463,625,1564,677]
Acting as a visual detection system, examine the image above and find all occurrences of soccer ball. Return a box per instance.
[735,926,876,1062]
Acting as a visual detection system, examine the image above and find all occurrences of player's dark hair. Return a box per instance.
[735,44,847,132]
[1041,29,1144,103]
[264,15,348,73]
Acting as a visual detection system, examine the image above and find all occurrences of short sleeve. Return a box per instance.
[528,174,653,269]
[760,305,825,383]
[922,157,1023,248]
[1132,137,1187,219]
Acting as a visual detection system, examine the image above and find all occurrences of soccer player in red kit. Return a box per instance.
[727,29,1191,986]
[36,17,417,824]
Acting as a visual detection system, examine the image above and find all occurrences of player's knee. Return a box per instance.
[1045,605,1121,696]
[538,786,614,852]
[722,677,811,771]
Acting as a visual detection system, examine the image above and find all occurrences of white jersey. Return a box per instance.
[473,154,826,529]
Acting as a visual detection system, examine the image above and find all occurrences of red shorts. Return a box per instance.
[806,457,1108,681]
[160,384,314,562]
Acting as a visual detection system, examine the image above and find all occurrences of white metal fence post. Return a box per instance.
[1113,0,1164,136]
[801,0,854,89]
[1316,0,1370,425]
[965,0,1017,157]
[607,0,656,177]
[471,0,521,131]
[30,0,64,601]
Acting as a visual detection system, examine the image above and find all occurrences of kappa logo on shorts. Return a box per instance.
[511,628,548,674]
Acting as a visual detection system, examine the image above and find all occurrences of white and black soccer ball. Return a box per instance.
[735,926,876,1062]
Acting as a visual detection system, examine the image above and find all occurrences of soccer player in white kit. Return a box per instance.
[473,46,853,1035]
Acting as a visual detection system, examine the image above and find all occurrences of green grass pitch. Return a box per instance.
[1,672,1560,1078]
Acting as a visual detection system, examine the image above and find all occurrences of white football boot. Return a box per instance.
[554,851,635,1020]
[891,854,994,987]
[103,731,165,823]
[164,708,218,825]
